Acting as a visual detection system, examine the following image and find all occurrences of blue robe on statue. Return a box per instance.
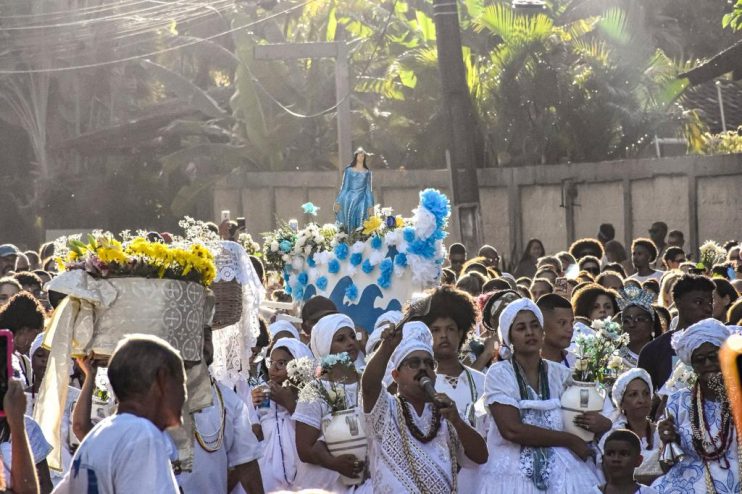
[335,166,374,232]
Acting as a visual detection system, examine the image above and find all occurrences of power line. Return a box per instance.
[0,0,154,20]
[0,0,315,74]
[244,0,400,119]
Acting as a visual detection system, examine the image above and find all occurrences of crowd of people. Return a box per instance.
[1,219,742,494]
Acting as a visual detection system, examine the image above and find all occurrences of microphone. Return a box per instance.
[418,376,438,403]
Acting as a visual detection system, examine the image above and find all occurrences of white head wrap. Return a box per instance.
[269,320,300,341]
[497,298,543,355]
[671,318,730,365]
[272,338,313,361]
[310,313,355,358]
[29,332,45,358]
[611,368,653,408]
[366,311,404,355]
[389,321,434,370]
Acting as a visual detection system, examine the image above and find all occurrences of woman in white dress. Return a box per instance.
[293,313,371,493]
[653,319,738,494]
[482,298,599,493]
[418,286,485,492]
[255,337,312,493]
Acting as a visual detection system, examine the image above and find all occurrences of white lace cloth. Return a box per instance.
[211,241,265,388]
[480,360,600,493]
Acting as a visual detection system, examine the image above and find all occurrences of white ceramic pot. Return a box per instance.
[561,380,604,442]
[322,408,368,486]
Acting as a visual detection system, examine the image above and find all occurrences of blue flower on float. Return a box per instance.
[386,216,396,228]
[297,272,308,286]
[316,276,328,291]
[420,188,450,226]
[328,259,340,274]
[279,240,292,253]
[379,258,393,275]
[345,283,358,301]
[301,202,320,216]
[403,227,416,243]
[370,235,383,250]
[407,238,436,259]
[285,284,292,295]
[307,255,316,268]
[350,253,363,266]
[362,259,375,274]
[293,285,305,301]
[334,242,349,261]
[394,252,408,267]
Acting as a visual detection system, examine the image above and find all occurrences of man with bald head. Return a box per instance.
[478,245,500,271]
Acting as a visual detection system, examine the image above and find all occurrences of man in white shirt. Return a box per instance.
[53,335,186,494]
[176,326,264,494]
[361,320,488,494]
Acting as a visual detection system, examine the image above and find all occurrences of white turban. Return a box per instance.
[497,298,543,351]
[366,311,404,355]
[29,332,45,358]
[671,318,730,365]
[310,313,355,358]
[389,321,434,370]
[272,338,313,361]
[611,368,653,408]
[269,320,300,341]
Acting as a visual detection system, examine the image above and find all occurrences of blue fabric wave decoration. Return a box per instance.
[420,188,451,229]
[316,276,328,291]
[334,242,349,261]
[350,252,363,267]
[279,240,292,253]
[345,282,358,301]
[328,259,340,274]
[394,252,408,267]
[297,272,308,286]
[370,235,383,250]
[362,259,375,274]
[307,255,316,268]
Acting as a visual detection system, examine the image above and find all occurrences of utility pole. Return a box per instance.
[254,42,352,177]
[432,0,483,254]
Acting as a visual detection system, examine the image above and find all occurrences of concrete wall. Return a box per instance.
[213,154,742,267]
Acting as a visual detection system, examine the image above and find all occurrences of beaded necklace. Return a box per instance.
[397,395,442,443]
[689,381,741,494]
[394,397,458,494]
[194,379,226,453]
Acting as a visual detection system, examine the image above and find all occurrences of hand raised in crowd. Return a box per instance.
[76,355,98,379]
[331,454,364,479]
[5,379,27,428]
[379,321,403,348]
[658,414,679,444]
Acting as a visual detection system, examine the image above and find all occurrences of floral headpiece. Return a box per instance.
[617,285,656,319]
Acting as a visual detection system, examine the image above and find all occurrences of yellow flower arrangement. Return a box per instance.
[362,215,383,235]
[57,234,216,286]
[395,216,404,228]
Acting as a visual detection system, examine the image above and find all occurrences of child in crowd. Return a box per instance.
[594,429,657,494]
